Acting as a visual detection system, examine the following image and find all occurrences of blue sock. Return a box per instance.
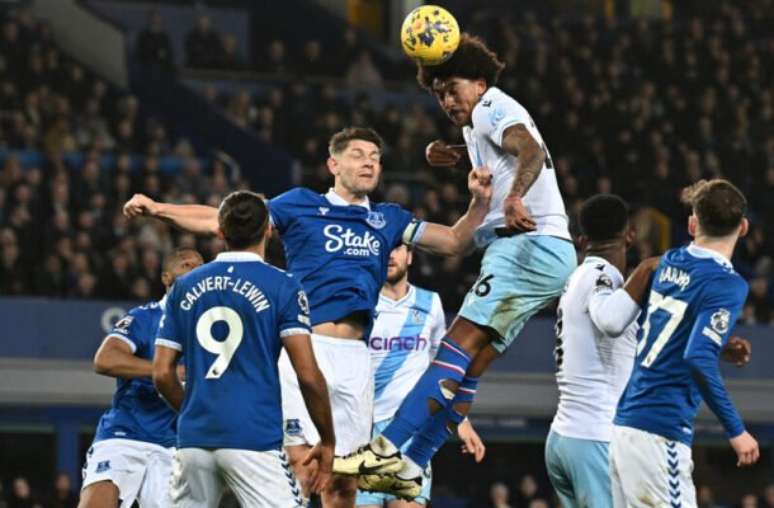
[382,339,471,448]
[404,375,480,469]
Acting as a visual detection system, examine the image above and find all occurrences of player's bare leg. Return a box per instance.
[78,481,120,508]
[286,444,316,497]
[323,475,359,508]
[287,444,358,508]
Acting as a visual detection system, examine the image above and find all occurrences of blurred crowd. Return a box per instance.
[0,9,248,302]
[1,3,774,321]
[180,1,774,319]
[1,471,772,508]
[0,474,75,508]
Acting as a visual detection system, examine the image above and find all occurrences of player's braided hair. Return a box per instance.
[681,179,747,237]
[218,191,269,249]
[416,33,505,90]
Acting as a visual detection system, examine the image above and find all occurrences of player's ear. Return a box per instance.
[577,235,588,252]
[738,217,749,238]
[161,270,172,288]
[687,214,698,238]
[216,227,226,241]
[475,78,486,97]
[327,156,338,176]
[624,226,636,248]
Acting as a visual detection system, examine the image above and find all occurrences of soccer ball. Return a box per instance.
[400,5,460,66]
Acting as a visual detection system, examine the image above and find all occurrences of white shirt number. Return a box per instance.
[637,290,688,368]
[196,306,244,379]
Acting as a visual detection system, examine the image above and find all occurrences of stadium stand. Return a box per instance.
[0,1,772,506]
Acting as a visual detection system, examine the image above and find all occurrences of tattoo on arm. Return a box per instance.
[501,124,546,197]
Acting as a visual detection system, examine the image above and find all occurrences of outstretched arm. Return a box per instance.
[124,194,219,236]
[413,167,492,256]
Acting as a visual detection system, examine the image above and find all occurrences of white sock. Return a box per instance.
[376,435,399,455]
[398,457,422,479]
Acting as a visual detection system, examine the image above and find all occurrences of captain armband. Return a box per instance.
[401,219,427,246]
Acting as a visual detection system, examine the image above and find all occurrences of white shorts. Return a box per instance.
[171,448,306,507]
[279,334,373,455]
[81,438,174,508]
[610,425,697,508]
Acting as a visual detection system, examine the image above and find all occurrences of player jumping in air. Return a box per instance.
[357,244,486,508]
[153,191,335,507]
[124,127,492,507]
[335,34,576,498]
[611,179,759,508]
[79,248,203,508]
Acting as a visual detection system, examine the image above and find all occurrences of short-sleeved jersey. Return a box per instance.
[368,285,446,422]
[551,256,638,442]
[463,87,570,247]
[615,245,749,445]
[269,188,418,329]
[156,251,311,452]
[94,300,176,448]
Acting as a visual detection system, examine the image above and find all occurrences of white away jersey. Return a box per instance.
[463,86,570,247]
[551,256,638,442]
[368,285,446,422]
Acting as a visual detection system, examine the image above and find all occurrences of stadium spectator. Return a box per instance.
[763,485,774,508]
[47,472,76,508]
[218,33,244,70]
[257,39,293,75]
[135,9,174,70]
[489,481,512,508]
[7,477,39,508]
[184,14,223,68]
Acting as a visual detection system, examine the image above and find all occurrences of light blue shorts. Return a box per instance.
[459,234,576,353]
[355,418,432,506]
[545,430,612,508]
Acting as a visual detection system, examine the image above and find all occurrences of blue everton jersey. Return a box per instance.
[269,188,418,329]
[94,300,176,448]
[156,251,312,452]
[615,244,749,445]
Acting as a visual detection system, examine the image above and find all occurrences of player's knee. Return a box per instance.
[78,481,119,508]
[329,474,358,500]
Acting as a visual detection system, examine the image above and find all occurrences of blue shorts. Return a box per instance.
[459,234,576,353]
[545,430,612,508]
[355,419,432,506]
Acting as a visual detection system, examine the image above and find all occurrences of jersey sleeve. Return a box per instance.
[428,293,447,357]
[278,275,312,338]
[473,92,534,148]
[384,205,422,248]
[267,188,302,235]
[588,269,641,337]
[683,275,749,438]
[107,307,146,353]
[155,286,183,352]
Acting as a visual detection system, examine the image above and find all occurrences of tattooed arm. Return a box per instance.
[500,124,545,231]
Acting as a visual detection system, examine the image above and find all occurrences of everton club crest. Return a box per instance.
[366,211,386,229]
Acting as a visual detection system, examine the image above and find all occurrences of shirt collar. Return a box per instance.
[380,284,415,306]
[325,188,370,210]
[215,251,264,263]
[687,243,732,268]
[158,294,167,308]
